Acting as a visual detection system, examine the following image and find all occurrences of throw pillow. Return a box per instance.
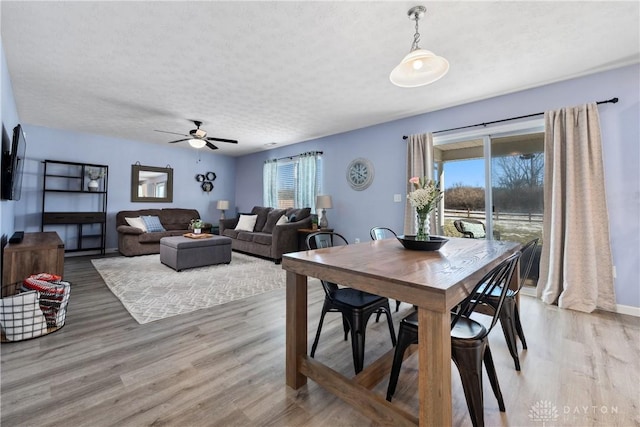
[250,206,273,232]
[285,207,311,223]
[141,215,166,232]
[235,214,258,232]
[261,209,287,234]
[125,217,148,232]
[275,215,288,226]
[461,221,486,238]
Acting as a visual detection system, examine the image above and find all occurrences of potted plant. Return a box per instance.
[190,219,204,234]
[86,167,105,192]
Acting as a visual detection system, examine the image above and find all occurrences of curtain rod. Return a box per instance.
[272,150,323,162]
[402,97,619,140]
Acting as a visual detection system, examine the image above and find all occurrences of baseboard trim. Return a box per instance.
[616,304,640,317]
[521,288,639,317]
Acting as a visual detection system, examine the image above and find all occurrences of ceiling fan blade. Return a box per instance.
[155,129,189,137]
[168,138,191,144]
[206,137,238,144]
[206,142,219,150]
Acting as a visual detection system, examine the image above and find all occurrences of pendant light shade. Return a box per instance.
[390,6,449,88]
[390,48,449,87]
[188,138,206,148]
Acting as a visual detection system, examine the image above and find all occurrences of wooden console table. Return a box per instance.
[2,232,64,297]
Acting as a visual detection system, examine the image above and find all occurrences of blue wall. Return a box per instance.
[13,126,237,250]
[1,39,20,241]
[236,64,640,309]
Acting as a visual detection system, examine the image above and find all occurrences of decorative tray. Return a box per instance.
[396,235,448,251]
[183,233,214,239]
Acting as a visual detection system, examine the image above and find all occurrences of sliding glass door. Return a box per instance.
[434,120,544,287]
[491,134,543,287]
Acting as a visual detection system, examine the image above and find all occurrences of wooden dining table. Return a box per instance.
[282,236,521,426]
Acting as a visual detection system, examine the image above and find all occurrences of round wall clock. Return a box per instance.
[346,158,374,191]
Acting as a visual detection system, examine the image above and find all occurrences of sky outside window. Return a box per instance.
[444,159,484,189]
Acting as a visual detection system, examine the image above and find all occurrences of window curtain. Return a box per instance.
[404,133,435,235]
[263,159,278,208]
[537,103,616,313]
[295,152,318,211]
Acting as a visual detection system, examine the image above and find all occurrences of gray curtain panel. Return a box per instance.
[404,133,435,235]
[537,103,616,312]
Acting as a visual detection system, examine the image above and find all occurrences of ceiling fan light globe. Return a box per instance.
[390,49,449,88]
[188,138,207,148]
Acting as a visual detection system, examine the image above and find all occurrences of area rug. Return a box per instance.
[91,252,286,324]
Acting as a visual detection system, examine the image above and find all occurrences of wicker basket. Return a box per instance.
[0,273,70,342]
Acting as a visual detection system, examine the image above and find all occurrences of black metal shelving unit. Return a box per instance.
[41,160,108,254]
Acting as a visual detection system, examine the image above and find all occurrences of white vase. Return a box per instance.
[193,228,201,234]
[88,179,99,192]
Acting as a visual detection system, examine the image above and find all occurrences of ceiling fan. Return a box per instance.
[154,120,238,150]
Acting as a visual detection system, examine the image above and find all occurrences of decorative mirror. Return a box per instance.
[131,164,173,202]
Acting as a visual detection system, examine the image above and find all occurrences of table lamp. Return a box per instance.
[316,195,333,229]
[216,200,230,220]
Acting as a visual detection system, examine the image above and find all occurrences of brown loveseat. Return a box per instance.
[219,206,312,264]
[116,208,200,256]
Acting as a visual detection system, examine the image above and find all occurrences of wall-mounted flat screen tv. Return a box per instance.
[1,124,27,201]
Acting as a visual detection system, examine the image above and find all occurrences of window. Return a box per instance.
[276,160,296,209]
[264,152,323,210]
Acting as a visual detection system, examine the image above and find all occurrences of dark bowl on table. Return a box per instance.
[396,235,449,251]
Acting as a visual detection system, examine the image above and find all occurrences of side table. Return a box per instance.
[2,232,65,297]
[202,225,220,235]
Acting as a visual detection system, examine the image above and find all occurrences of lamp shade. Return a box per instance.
[216,200,230,210]
[389,48,449,88]
[316,195,333,209]
[188,138,207,148]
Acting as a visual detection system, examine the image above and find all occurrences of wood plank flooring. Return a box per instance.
[1,254,639,426]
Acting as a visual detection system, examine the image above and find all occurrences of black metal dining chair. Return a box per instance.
[474,238,539,371]
[386,251,522,427]
[306,231,397,374]
[369,226,397,240]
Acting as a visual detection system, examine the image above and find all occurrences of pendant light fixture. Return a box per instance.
[390,6,449,88]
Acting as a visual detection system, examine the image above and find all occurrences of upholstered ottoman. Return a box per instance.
[160,235,232,271]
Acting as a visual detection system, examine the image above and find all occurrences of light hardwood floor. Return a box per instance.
[1,254,639,426]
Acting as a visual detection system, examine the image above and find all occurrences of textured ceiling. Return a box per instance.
[2,1,639,156]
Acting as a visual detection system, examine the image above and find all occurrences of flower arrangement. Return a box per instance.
[86,167,105,181]
[408,177,442,214]
[408,177,442,240]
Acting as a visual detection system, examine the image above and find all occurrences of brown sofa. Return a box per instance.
[219,206,312,263]
[116,208,200,256]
